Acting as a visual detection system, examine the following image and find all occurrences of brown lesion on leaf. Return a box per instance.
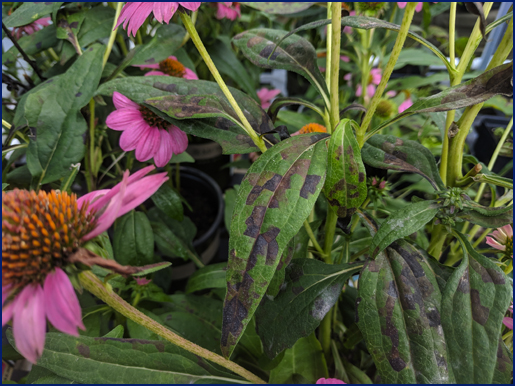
[470,259,506,285]
[300,174,322,199]
[269,159,310,208]
[246,173,282,205]
[259,44,280,61]
[335,145,343,161]
[470,289,490,325]
[457,270,470,294]
[247,36,263,48]
[359,172,365,183]
[77,343,90,358]
[378,296,407,372]
[244,206,266,238]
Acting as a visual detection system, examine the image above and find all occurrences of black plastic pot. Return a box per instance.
[186,138,231,190]
[168,166,224,281]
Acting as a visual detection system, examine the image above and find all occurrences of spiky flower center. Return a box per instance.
[505,237,513,259]
[159,58,186,78]
[2,189,96,288]
[139,105,170,129]
[298,123,327,135]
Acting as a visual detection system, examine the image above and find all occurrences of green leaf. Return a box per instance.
[113,210,154,267]
[2,183,8,190]
[492,339,513,384]
[232,28,329,106]
[151,184,184,222]
[368,200,441,258]
[97,77,266,154]
[221,133,329,358]
[457,202,513,228]
[129,24,185,66]
[26,365,76,384]
[77,6,116,47]
[3,25,59,65]
[370,62,514,138]
[266,97,324,123]
[4,2,63,27]
[291,219,323,260]
[357,240,453,383]
[56,10,85,54]
[442,231,512,384]
[266,238,293,298]
[151,221,199,262]
[169,151,195,163]
[24,44,104,184]
[361,134,445,190]
[256,258,362,358]
[269,333,328,384]
[473,173,514,189]
[324,119,367,217]
[224,186,239,231]
[209,37,258,101]
[6,329,245,384]
[241,2,315,14]
[186,262,227,293]
[103,325,124,339]
[131,262,171,277]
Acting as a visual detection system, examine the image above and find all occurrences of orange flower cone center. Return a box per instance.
[159,58,186,78]
[298,123,327,135]
[2,189,95,288]
[139,105,171,129]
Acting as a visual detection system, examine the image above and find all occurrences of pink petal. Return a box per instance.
[183,68,198,80]
[486,236,506,251]
[343,73,351,81]
[44,268,85,336]
[119,121,152,151]
[135,127,160,161]
[144,70,168,76]
[168,126,189,154]
[398,98,413,113]
[113,91,139,110]
[136,62,160,69]
[340,55,350,62]
[179,2,201,11]
[12,285,46,364]
[135,277,151,286]
[397,2,407,8]
[415,2,423,12]
[126,3,154,37]
[386,90,397,98]
[367,84,376,98]
[501,224,513,238]
[370,68,382,85]
[115,2,140,30]
[503,317,513,330]
[106,109,144,131]
[317,378,346,384]
[356,84,362,97]
[117,172,169,217]
[77,190,109,211]
[160,3,176,24]
[2,284,13,307]
[2,302,14,327]
[154,129,174,167]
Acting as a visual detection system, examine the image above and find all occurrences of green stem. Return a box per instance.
[319,312,332,360]
[180,12,267,153]
[47,47,60,62]
[180,10,198,47]
[136,29,143,45]
[304,220,326,257]
[449,3,457,69]
[325,4,332,90]
[78,271,265,384]
[103,2,123,68]
[357,2,417,147]
[328,2,342,133]
[88,98,96,189]
[132,292,141,308]
[427,224,447,259]
[116,32,129,56]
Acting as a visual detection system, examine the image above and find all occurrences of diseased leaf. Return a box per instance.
[186,262,227,294]
[241,2,315,14]
[267,97,324,124]
[492,339,513,384]
[362,135,445,190]
[269,333,328,384]
[370,62,514,138]
[222,133,329,358]
[441,231,512,384]
[6,329,244,384]
[357,240,454,383]
[24,44,104,184]
[368,201,441,258]
[232,28,329,105]
[457,202,513,228]
[26,365,76,384]
[324,119,367,218]
[77,6,116,46]
[4,2,63,27]
[97,76,271,154]
[465,2,486,38]
[3,25,59,65]
[129,24,185,66]
[256,258,362,358]
[266,239,293,298]
[56,10,85,54]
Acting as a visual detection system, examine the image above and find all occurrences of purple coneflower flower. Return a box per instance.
[116,2,201,37]
[216,2,241,20]
[398,97,413,113]
[256,87,281,110]
[106,92,188,167]
[135,55,198,79]
[317,378,346,384]
[12,17,51,39]
[486,224,513,259]
[503,302,513,330]
[2,168,167,363]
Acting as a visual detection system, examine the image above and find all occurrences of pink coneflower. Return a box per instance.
[12,17,51,39]
[257,87,281,110]
[346,68,382,98]
[216,2,241,20]
[503,301,513,330]
[2,169,167,363]
[106,92,188,167]
[135,277,152,286]
[134,56,198,79]
[397,2,423,13]
[398,97,413,113]
[486,224,513,258]
[115,2,201,37]
[317,378,346,384]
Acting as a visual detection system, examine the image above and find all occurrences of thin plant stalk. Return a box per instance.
[180,12,267,153]
[357,2,417,147]
[103,2,124,68]
[78,270,265,384]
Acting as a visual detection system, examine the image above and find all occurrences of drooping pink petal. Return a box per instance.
[486,236,506,251]
[154,129,174,167]
[44,268,85,336]
[119,121,152,151]
[386,90,397,98]
[340,55,350,62]
[343,73,352,82]
[116,2,141,30]
[415,2,423,12]
[135,277,152,286]
[397,2,408,8]
[366,84,376,98]
[501,224,513,238]
[257,88,281,110]
[370,68,382,85]
[2,301,14,327]
[317,378,346,384]
[117,172,169,217]
[106,109,144,131]
[135,126,160,161]
[503,316,513,330]
[77,189,109,210]
[2,284,12,307]
[112,91,140,110]
[126,3,154,37]
[144,70,167,76]
[35,17,51,28]
[168,126,189,154]
[398,98,413,113]
[356,84,363,97]
[12,285,46,364]
[183,68,199,80]
[179,2,201,11]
